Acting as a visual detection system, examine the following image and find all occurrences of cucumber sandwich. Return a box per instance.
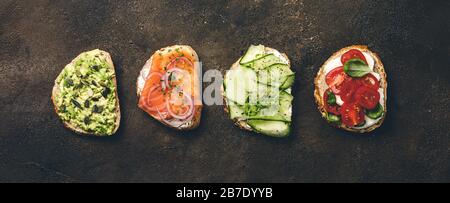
[222,45,295,137]
[52,49,121,136]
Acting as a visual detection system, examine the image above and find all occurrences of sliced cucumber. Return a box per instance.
[366,103,384,119]
[257,69,276,86]
[246,54,286,71]
[258,64,294,87]
[224,66,257,105]
[247,115,289,122]
[280,74,295,89]
[257,84,280,106]
[249,106,287,122]
[224,69,246,105]
[248,91,293,122]
[268,63,294,76]
[279,91,293,120]
[228,102,245,120]
[284,88,292,94]
[240,45,266,65]
[247,120,291,137]
[228,45,295,137]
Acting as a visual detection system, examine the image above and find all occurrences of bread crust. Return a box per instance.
[314,45,387,133]
[51,50,121,136]
[136,45,202,131]
[222,46,291,134]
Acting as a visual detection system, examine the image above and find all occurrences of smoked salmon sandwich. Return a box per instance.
[137,45,202,130]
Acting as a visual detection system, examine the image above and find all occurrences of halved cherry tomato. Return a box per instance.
[357,73,380,90]
[341,49,367,65]
[355,86,380,109]
[326,67,349,95]
[339,79,360,103]
[340,102,365,127]
[323,89,340,115]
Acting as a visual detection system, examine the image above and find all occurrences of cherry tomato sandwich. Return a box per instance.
[314,45,387,133]
[137,45,203,130]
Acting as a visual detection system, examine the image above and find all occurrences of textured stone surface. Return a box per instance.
[0,0,449,183]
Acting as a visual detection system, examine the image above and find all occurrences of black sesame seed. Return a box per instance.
[66,79,74,87]
[84,117,91,124]
[93,105,103,113]
[102,87,111,98]
[84,100,90,108]
[71,99,82,109]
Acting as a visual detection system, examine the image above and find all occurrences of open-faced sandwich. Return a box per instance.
[314,45,387,133]
[52,49,121,136]
[137,45,202,131]
[223,45,295,137]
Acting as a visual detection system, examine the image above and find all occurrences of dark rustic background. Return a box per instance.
[0,0,449,183]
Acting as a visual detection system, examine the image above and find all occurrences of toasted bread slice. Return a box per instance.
[314,45,387,133]
[52,49,121,136]
[137,45,202,131]
[222,46,292,134]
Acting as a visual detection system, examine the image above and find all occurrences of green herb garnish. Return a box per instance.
[366,103,384,119]
[326,113,341,123]
[343,58,371,78]
[244,104,261,116]
[327,91,336,105]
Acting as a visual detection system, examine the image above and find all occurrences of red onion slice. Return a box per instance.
[167,57,194,70]
[166,92,194,120]
[163,68,187,89]
[156,105,172,124]
[146,71,163,81]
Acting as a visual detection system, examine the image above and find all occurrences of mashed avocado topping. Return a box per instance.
[55,50,117,135]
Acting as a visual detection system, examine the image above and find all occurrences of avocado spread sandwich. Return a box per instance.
[222,45,296,137]
[52,49,121,136]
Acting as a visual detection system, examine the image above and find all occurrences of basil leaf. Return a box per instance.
[344,58,371,78]
[327,91,336,105]
[366,103,384,119]
[327,113,341,123]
